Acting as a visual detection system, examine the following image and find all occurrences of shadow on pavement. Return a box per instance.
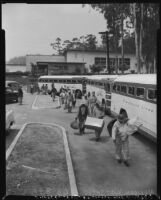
[89,136,111,143]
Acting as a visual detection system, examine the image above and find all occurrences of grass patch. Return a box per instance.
[6,124,70,196]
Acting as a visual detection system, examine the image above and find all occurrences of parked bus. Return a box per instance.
[110,74,157,141]
[86,75,118,105]
[38,75,87,98]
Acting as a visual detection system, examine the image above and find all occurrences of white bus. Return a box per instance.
[86,75,118,105]
[38,75,87,97]
[110,74,157,141]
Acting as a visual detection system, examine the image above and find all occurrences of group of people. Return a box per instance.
[50,84,77,113]
[74,91,141,167]
[40,84,48,95]
[75,91,105,141]
[16,82,140,167]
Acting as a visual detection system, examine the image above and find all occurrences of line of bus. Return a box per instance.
[38,75,87,97]
[85,75,118,105]
[38,74,156,141]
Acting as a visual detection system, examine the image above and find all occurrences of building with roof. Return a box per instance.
[26,48,149,75]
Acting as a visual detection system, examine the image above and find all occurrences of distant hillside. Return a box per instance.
[7,56,26,65]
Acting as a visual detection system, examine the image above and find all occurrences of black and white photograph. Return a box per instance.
[2,3,158,197]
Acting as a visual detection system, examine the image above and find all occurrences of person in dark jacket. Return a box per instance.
[51,87,57,101]
[18,85,23,105]
[75,104,89,135]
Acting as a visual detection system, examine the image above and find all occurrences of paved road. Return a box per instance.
[6,92,157,196]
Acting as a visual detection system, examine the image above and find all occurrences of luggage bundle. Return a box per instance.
[85,116,104,131]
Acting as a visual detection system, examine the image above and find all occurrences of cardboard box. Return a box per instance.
[85,116,104,130]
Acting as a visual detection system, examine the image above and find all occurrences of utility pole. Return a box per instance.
[99,31,111,74]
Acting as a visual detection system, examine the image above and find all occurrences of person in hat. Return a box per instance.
[112,113,130,166]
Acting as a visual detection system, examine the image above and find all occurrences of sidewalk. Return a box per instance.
[6,94,157,196]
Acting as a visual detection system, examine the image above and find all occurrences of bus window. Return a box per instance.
[128,86,134,95]
[113,84,116,92]
[136,87,145,98]
[72,80,76,84]
[117,85,120,92]
[121,85,127,93]
[91,81,94,85]
[49,79,53,82]
[67,80,71,83]
[147,89,156,101]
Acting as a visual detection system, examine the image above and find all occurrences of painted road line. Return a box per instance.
[6,122,78,196]
[31,95,39,110]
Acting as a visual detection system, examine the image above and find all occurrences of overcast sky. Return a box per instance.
[2,4,107,61]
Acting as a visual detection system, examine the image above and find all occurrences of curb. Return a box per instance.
[6,122,78,196]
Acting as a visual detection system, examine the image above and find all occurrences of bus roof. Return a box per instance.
[87,75,118,80]
[114,74,156,85]
[38,75,86,79]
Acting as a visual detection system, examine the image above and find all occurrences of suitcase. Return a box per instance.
[85,116,104,130]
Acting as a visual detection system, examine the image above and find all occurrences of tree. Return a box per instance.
[30,63,38,76]
[84,34,97,50]
[90,64,103,74]
[84,4,132,74]
[83,3,159,74]
[119,64,130,73]
[51,37,63,55]
[7,56,26,65]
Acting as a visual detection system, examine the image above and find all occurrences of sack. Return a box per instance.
[126,117,143,135]
[85,116,104,130]
[107,119,117,137]
[70,120,79,129]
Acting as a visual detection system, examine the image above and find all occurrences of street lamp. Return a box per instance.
[99,31,112,74]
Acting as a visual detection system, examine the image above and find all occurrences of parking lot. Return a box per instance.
[6,92,157,196]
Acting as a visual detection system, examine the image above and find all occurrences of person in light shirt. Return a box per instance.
[93,103,105,142]
[112,113,130,166]
[112,112,142,167]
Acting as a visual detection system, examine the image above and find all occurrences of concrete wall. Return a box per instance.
[48,63,85,75]
[26,55,65,71]
[66,51,137,73]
